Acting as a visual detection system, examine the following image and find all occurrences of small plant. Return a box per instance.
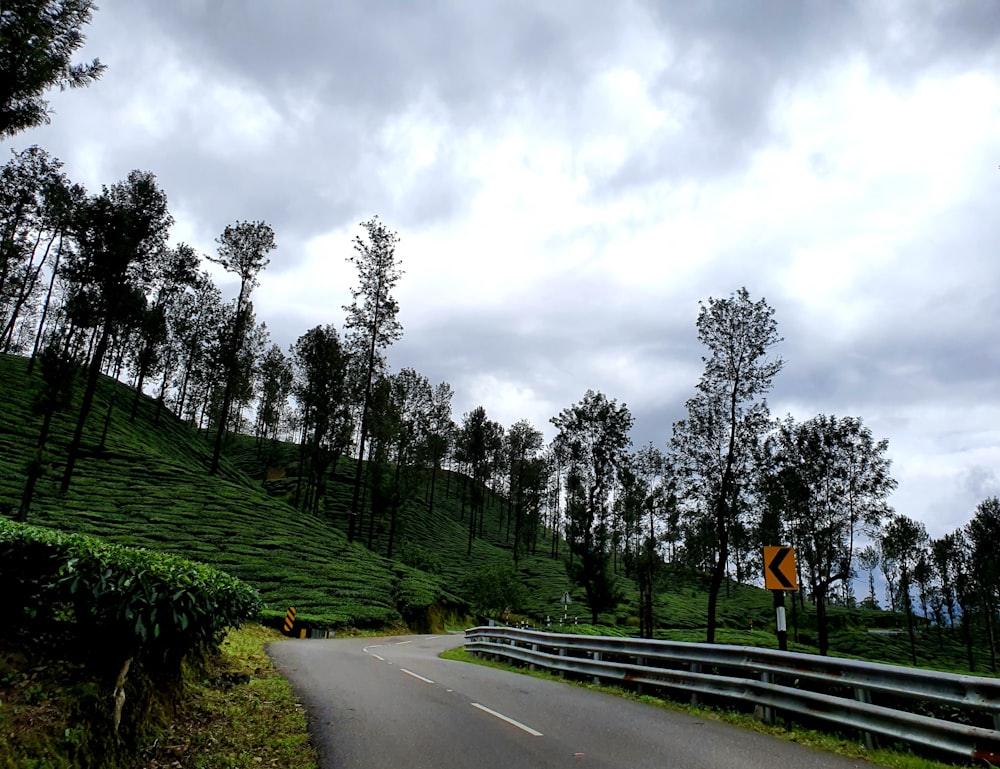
[24,684,45,705]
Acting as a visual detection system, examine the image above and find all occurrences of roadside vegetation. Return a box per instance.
[2,6,996,768]
[1,354,996,768]
[1,623,319,769]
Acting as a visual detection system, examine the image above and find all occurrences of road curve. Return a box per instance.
[267,633,873,769]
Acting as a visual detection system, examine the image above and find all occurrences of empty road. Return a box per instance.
[268,633,873,769]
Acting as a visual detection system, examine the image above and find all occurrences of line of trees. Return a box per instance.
[2,13,997,659]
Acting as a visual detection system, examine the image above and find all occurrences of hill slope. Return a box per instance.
[0,352,581,629]
[1,352,992,674]
[0,353,450,627]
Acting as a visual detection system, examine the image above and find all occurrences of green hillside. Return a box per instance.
[0,353,448,628]
[0,352,992,674]
[0,352,580,630]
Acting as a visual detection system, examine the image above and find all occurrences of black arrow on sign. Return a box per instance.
[768,547,794,589]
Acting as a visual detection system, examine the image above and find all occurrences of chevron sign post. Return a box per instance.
[283,606,297,635]
[763,547,796,651]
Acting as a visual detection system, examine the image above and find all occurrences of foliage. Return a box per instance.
[291,324,350,515]
[0,624,320,769]
[767,414,897,655]
[552,389,633,623]
[0,0,106,138]
[206,220,276,475]
[671,287,782,644]
[0,519,262,671]
[463,562,529,617]
[145,626,319,769]
[343,215,403,542]
[59,169,173,492]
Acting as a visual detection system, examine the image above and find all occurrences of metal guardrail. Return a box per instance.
[465,626,1000,765]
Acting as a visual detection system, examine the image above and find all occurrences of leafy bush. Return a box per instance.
[462,563,528,617]
[0,520,262,674]
[397,541,443,574]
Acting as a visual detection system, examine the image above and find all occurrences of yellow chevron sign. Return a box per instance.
[283,606,297,634]
[764,546,797,591]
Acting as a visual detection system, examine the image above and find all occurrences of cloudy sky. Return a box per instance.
[9,1,1000,539]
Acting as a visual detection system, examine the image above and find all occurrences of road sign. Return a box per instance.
[562,592,572,606]
[283,606,297,634]
[764,546,797,591]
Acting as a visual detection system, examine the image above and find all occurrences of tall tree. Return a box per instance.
[343,216,403,543]
[422,381,454,516]
[505,419,544,562]
[630,443,673,637]
[768,414,896,655]
[671,288,782,643]
[206,220,275,474]
[291,324,350,516]
[0,147,76,353]
[385,368,433,558]
[945,528,977,671]
[254,342,293,457]
[127,242,199,419]
[455,405,500,555]
[455,406,489,555]
[856,544,881,610]
[167,270,220,420]
[552,389,633,624]
[881,513,929,665]
[0,0,106,138]
[930,534,961,628]
[966,498,1000,672]
[59,170,172,491]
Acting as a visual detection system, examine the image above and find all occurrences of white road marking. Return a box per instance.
[368,644,384,649]
[470,703,543,736]
[400,668,435,684]
[395,640,412,645]
[371,654,385,661]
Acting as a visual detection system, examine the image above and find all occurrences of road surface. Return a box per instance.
[267,633,873,769]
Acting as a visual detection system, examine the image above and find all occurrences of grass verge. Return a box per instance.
[439,647,973,769]
[143,625,319,769]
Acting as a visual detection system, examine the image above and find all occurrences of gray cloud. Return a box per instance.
[6,0,999,536]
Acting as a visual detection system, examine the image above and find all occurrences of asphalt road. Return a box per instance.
[267,633,873,769]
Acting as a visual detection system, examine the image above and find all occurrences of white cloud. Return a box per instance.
[10,0,1000,539]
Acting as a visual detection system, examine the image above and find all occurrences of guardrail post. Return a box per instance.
[853,686,877,751]
[757,671,774,725]
[558,646,566,677]
[530,643,538,671]
[689,663,700,706]
[636,656,645,695]
[593,651,601,684]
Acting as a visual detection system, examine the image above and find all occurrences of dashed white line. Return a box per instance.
[400,668,435,684]
[371,654,385,661]
[470,703,543,736]
[395,640,412,645]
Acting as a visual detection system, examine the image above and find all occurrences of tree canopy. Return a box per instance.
[0,0,106,138]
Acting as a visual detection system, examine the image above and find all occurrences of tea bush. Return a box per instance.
[0,519,261,674]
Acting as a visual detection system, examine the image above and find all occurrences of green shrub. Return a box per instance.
[462,563,528,617]
[0,520,262,675]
